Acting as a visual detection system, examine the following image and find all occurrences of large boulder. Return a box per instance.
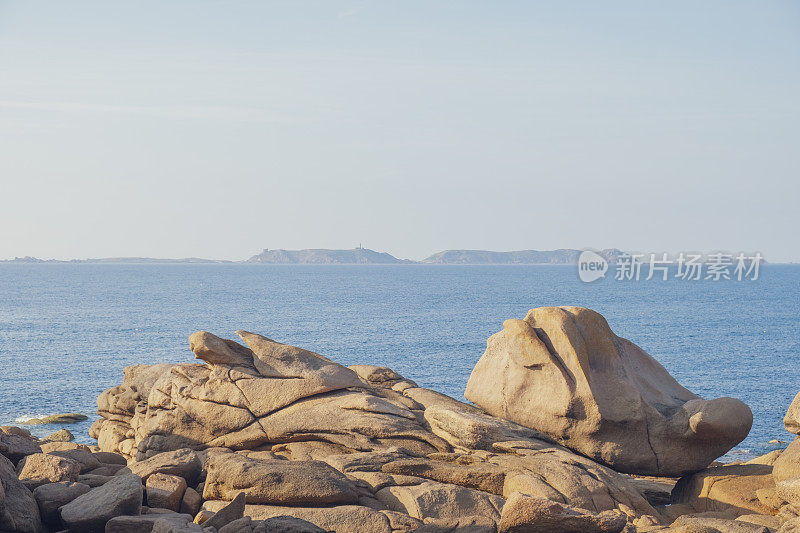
[32,481,90,527]
[203,452,358,505]
[16,453,81,490]
[0,453,43,533]
[0,427,41,466]
[59,473,143,532]
[465,306,752,476]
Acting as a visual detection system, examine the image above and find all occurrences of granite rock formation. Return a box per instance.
[465,306,753,476]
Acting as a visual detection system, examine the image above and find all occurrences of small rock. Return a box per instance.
[147,473,188,512]
[180,486,202,516]
[59,472,144,533]
[16,452,80,489]
[193,509,215,524]
[203,492,245,530]
[123,448,202,485]
[42,429,75,443]
[94,451,128,465]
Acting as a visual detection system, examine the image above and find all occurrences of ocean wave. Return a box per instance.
[13,414,52,423]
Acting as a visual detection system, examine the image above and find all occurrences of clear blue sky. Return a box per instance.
[1,1,798,261]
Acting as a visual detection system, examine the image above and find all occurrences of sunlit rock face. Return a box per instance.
[465,306,752,476]
[89,329,660,521]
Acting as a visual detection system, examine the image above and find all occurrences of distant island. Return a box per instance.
[422,248,627,265]
[2,248,631,265]
[245,248,413,264]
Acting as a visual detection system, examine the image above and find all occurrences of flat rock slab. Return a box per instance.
[106,512,194,533]
[376,480,504,522]
[203,501,392,533]
[60,472,143,533]
[203,453,358,505]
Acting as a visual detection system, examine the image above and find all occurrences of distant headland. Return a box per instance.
[2,248,628,265]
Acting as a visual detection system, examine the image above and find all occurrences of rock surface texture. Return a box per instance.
[0,307,761,532]
[465,306,753,476]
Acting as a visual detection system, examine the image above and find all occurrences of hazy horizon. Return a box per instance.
[1,1,798,262]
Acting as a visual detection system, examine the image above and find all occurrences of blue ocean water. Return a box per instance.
[0,263,798,461]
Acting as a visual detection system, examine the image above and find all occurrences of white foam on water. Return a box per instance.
[13,414,51,423]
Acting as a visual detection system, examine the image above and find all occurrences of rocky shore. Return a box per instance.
[1,306,797,532]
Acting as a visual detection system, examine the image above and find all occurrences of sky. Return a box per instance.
[0,1,798,262]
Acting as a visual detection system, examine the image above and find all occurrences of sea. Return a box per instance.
[1,263,798,462]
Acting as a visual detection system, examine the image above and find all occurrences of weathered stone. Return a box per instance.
[785,392,800,435]
[203,501,391,533]
[260,515,326,532]
[77,473,116,487]
[668,514,770,532]
[0,453,44,533]
[203,452,358,505]
[42,429,74,443]
[17,453,80,489]
[40,442,102,473]
[465,307,753,476]
[189,331,255,367]
[203,492,245,530]
[0,426,41,466]
[180,486,202,516]
[59,473,143,532]
[672,464,776,516]
[498,492,628,532]
[774,438,800,483]
[94,451,128,465]
[376,480,504,522]
[122,449,202,484]
[147,473,187,512]
[32,481,90,526]
[382,457,507,495]
[106,512,194,533]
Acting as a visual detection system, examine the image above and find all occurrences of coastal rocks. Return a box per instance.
[202,452,359,505]
[16,453,81,489]
[498,492,628,533]
[465,306,753,476]
[784,393,800,435]
[146,473,187,512]
[88,327,668,530]
[32,481,90,526]
[671,464,777,516]
[0,426,41,466]
[123,448,203,485]
[59,473,143,532]
[91,331,447,461]
[375,479,505,521]
[0,453,43,533]
[42,429,75,443]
